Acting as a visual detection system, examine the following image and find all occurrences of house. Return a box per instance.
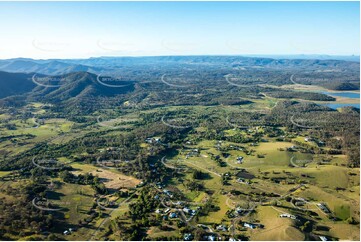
[174,201,183,206]
[243,222,257,229]
[237,178,249,184]
[287,146,297,151]
[317,203,331,214]
[105,147,119,151]
[198,224,208,229]
[145,137,161,144]
[317,140,325,146]
[164,208,170,213]
[186,149,200,157]
[295,201,306,206]
[136,181,146,188]
[236,156,244,164]
[293,198,306,206]
[235,207,243,214]
[145,138,154,144]
[184,233,193,241]
[183,207,197,216]
[156,182,163,189]
[206,235,216,241]
[236,207,254,215]
[216,224,227,231]
[229,145,243,151]
[163,189,173,197]
[48,181,55,190]
[183,207,191,214]
[229,238,241,241]
[319,236,328,241]
[280,213,296,219]
[169,212,178,218]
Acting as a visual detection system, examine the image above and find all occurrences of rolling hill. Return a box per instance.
[0,71,36,98]
[0,71,135,105]
[30,71,135,102]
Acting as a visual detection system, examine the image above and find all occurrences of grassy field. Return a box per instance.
[250,206,305,241]
[0,171,11,177]
[71,163,141,189]
[0,97,359,240]
[160,128,359,240]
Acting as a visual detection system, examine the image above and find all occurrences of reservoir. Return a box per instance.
[322,91,360,99]
[325,103,360,109]
[318,91,360,109]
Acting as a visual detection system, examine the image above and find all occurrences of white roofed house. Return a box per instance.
[216,224,227,231]
[280,213,297,219]
[183,207,191,214]
[236,156,244,164]
[319,236,328,241]
[243,222,256,229]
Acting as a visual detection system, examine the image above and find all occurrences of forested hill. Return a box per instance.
[0,71,135,101]
[0,71,35,98]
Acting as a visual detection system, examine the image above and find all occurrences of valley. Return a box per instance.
[0,56,359,241]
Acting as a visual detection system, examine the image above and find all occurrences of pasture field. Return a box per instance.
[0,83,359,241]
[157,125,360,240]
[71,163,141,189]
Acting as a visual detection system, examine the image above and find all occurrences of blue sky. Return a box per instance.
[0,1,359,59]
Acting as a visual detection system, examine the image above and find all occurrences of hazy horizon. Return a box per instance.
[1,54,360,61]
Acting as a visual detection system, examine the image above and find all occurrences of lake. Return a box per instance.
[324,103,360,109]
[318,91,360,109]
[322,91,360,99]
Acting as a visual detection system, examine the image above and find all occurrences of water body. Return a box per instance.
[318,91,360,109]
[322,91,360,99]
[324,103,360,110]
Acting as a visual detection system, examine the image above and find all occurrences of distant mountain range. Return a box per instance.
[0,56,359,76]
[242,54,360,62]
[0,55,359,110]
[0,59,106,75]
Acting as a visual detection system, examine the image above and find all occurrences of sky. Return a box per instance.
[0,1,359,59]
